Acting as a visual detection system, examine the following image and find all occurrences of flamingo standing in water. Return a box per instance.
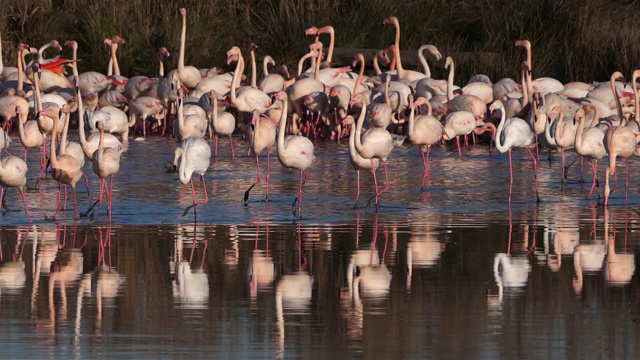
[244,109,278,203]
[173,137,212,217]
[274,91,315,219]
[176,8,201,89]
[351,96,394,209]
[573,106,606,199]
[488,100,539,203]
[208,90,236,158]
[407,95,444,190]
[0,152,31,222]
[40,105,84,220]
[342,106,380,208]
[91,121,121,218]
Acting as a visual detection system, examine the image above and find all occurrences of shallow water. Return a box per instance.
[1,133,639,358]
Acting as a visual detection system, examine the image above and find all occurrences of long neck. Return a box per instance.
[0,31,3,74]
[494,105,508,152]
[50,115,59,167]
[178,97,185,128]
[212,96,219,127]
[158,53,165,78]
[230,54,243,105]
[71,44,79,77]
[250,49,257,88]
[326,28,335,63]
[384,76,391,106]
[634,72,640,121]
[392,20,404,78]
[373,51,383,75]
[554,109,566,141]
[526,45,532,75]
[353,54,365,94]
[263,56,271,76]
[97,126,105,163]
[526,68,533,105]
[408,101,416,138]
[575,113,585,152]
[33,71,42,114]
[179,13,187,71]
[16,47,24,93]
[611,77,624,120]
[297,52,313,77]
[77,88,89,153]
[112,43,121,76]
[417,45,430,78]
[353,103,367,155]
[59,110,70,154]
[314,45,322,80]
[520,67,529,108]
[277,97,288,149]
[446,60,455,101]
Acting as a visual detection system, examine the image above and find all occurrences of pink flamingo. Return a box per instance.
[244,110,278,203]
[0,152,31,222]
[91,121,121,219]
[407,95,444,190]
[173,137,211,217]
[275,91,315,219]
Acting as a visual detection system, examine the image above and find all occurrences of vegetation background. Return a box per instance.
[2,0,640,84]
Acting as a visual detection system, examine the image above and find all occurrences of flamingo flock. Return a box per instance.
[1,10,640,222]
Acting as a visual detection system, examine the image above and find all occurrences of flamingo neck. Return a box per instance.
[76,88,89,153]
[407,101,416,138]
[50,115,59,167]
[179,14,187,71]
[574,114,586,153]
[277,97,288,149]
[446,60,455,101]
[263,57,271,76]
[633,73,640,121]
[587,107,600,128]
[16,47,24,93]
[494,104,508,152]
[611,76,624,121]
[520,67,529,108]
[71,44,79,77]
[250,50,257,88]
[373,51,383,75]
[417,45,430,78]
[392,20,405,78]
[230,52,244,105]
[353,55,365,95]
[325,29,335,64]
[353,103,367,155]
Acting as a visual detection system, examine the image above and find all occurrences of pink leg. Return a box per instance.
[354,169,361,207]
[379,161,390,196]
[588,161,598,198]
[508,149,513,202]
[214,134,219,156]
[561,148,566,180]
[266,148,271,201]
[229,135,235,159]
[526,147,540,202]
[73,186,79,220]
[456,136,462,159]
[20,188,31,222]
[421,147,430,190]
[371,160,380,206]
[53,184,63,219]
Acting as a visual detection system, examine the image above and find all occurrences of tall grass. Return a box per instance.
[2,0,640,84]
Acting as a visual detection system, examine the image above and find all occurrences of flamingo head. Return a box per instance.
[281,65,291,79]
[15,106,21,115]
[18,43,29,51]
[349,94,363,107]
[329,87,341,97]
[96,120,105,131]
[274,91,287,101]
[514,39,531,49]
[611,71,626,87]
[573,108,585,125]
[112,35,125,45]
[341,115,354,126]
[179,8,186,16]
[64,40,77,48]
[209,90,217,100]
[159,47,170,58]
[50,40,62,52]
[103,38,112,46]
[488,100,503,113]
[382,17,392,25]
[317,26,334,35]
[304,27,319,36]
[226,46,241,65]
[444,56,453,69]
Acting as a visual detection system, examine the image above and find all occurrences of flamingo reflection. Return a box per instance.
[0,226,29,296]
[492,207,531,302]
[247,223,275,307]
[406,225,443,291]
[603,208,635,286]
[275,224,313,357]
[572,206,605,294]
[171,221,209,309]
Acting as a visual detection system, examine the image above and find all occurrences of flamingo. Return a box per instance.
[573,106,606,198]
[550,105,579,181]
[174,90,206,141]
[176,8,202,89]
[442,110,484,159]
[208,90,236,158]
[274,91,315,219]
[488,100,539,203]
[40,105,84,220]
[244,110,278,203]
[382,17,427,82]
[91,120,121,218]
[407,95,444,190]
[351,95,394,209]
[15,106,43,162]
[0,152,31,222]
[173,137,212,216]
[226,46,272,114]
[128,96,165,138]
[342,107,380,208]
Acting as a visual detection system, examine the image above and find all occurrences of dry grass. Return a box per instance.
[2,0,640,84]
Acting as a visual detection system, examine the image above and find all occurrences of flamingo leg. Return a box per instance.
[229,135,235,159]
[508,149,513,202]
[243,153,262,203]
[353,169,361,209]
[214,134,219,156]
[526,147,540,203]
[266,148,271,201]
[456,136,462,159]
[421,147,430,191]
[53,183,63,219]
[72,186,79,220]
[20,188,31,222]
[588,161,598,198]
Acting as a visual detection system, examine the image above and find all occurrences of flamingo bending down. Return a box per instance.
[91,121,121,218]
[275,91,315,219]
[0,153,31,222]
[489,100,539,203]
[244,110,278,203]
[174,137,212,216]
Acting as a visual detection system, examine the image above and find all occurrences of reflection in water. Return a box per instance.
[603,208,635,286]
[1,200,640,358]
[171,220,209,309]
